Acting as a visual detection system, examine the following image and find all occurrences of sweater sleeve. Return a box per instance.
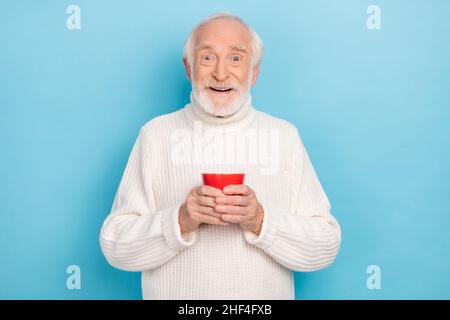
[243,127,341,272]
[99,126,197,272]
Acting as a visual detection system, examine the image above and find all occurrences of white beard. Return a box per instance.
[192,70,253,118]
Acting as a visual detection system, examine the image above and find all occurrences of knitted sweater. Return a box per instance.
[99,92,341,299]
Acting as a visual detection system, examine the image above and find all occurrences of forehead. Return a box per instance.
[193,18,252,51]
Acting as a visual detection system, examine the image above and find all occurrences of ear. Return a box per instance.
[183,57,192,83]
[251,63,260,86]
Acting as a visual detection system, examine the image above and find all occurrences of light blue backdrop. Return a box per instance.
[1,0,449,299]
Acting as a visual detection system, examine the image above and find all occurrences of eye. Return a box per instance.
[200,54,215,63]
[231,55,242,62]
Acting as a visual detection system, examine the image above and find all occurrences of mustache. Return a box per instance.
[200,78,239,90]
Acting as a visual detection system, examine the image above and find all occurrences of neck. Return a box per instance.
[184,91,255,131]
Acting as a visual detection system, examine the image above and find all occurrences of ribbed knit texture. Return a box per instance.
[99,92,341,299]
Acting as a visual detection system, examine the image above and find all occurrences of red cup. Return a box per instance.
[202,173,245,190]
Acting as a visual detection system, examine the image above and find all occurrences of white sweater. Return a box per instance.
[99,92,341,300]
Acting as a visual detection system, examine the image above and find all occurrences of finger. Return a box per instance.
[196,205,223,218]
[214,204,247,215]
[215,195,249,206]
[223,184,251,196]
[197,195,216,208]
[198,185,224,198]
[197,213,230,226]
[221,214,244,224]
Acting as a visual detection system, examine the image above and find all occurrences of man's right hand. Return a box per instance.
[179,185,229,235]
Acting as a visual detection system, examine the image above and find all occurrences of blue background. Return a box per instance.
[1,0,449,299]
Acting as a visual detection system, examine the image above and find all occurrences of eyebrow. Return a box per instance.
[196,42,248,53]
[230,44,248,53]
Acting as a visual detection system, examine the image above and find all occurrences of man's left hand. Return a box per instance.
[214,184,264,235]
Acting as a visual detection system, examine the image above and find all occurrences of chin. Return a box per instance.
[198,90,243,117]
[205,101,240,117]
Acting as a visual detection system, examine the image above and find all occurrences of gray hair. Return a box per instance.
[183,12,264,71]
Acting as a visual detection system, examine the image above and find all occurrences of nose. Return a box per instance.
[212,57,229,82]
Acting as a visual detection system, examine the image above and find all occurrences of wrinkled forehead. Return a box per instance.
[193,18,252,53]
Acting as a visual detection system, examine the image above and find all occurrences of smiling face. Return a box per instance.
[184,18,260,117]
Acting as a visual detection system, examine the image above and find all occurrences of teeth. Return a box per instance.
[211,87,231,91]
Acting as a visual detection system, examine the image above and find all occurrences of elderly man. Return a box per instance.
[100,12,341,300]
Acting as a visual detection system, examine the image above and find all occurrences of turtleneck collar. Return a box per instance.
[183,91,256,132]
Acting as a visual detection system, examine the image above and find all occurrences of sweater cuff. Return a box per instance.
[162,202,197,251]
[243,205,280,249]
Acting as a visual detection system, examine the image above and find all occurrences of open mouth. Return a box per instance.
[209,86,234,93]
